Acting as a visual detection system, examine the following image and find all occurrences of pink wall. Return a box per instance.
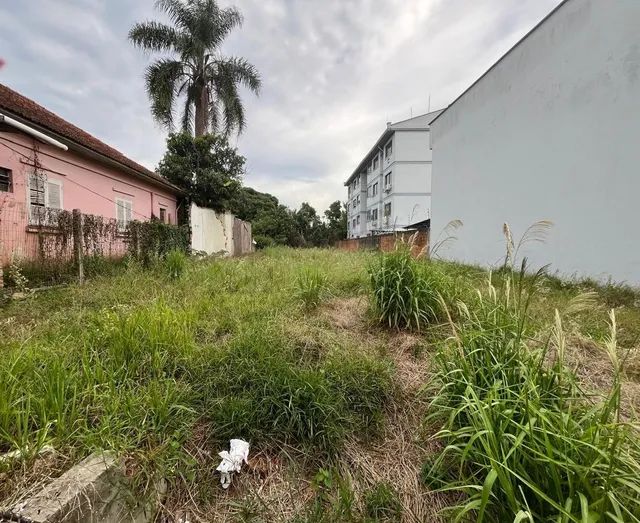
[0,129,179,264]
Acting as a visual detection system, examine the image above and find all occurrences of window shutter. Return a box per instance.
[125,201,132,224]
[46,181,62,210]
[116,201,125,225]
[29,173,45,206]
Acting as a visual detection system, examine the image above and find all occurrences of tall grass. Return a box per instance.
[368,246,461,330]
[0,248,390,503]
[424,262,640,521]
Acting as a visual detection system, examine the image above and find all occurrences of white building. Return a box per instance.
[430,0,640,284]
[345,110,443,238]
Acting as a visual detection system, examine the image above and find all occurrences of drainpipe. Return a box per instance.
[0,112,68,151]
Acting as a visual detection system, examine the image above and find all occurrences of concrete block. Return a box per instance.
[1,452,162,523]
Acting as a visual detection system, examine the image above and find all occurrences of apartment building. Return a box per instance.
[344,110,442,238]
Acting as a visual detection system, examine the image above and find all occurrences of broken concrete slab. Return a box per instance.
[0,451,162,523]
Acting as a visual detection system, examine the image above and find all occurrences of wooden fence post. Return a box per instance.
[72,209,84,285]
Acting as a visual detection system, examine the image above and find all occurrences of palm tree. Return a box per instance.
[129,0,261,137]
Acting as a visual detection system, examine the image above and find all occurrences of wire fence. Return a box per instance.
[0,203,128,268]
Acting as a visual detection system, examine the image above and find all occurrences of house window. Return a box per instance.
[29,172,63,225]
[0,167,12,192]
[385,141,392,158]
[159,207,167,223]
[384,202,391,217]
[384,172,392,188]
[116,198,133,231]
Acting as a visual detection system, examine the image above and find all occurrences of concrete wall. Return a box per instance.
[190,203,253,256]
[431,0,640,284]
[0,130,178,264]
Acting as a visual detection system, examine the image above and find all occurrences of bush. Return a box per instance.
[424,264,640,521]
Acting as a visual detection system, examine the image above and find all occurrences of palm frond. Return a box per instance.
[154,0,194,31]
[180,83,196,134]
[128,21,181,52]
[144,59,185,130]
[213,56,262,93]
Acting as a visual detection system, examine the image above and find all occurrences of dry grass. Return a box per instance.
[321,298,450,523]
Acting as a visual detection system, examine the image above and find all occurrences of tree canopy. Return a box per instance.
[157,132,244,212]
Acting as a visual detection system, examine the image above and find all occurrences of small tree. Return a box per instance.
[157,132,244,211]
[324,200,347,243]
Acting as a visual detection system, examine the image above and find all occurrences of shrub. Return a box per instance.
[164,249,187,279]
[424,264,640,521]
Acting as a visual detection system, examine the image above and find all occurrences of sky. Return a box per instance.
[0,0,560,212]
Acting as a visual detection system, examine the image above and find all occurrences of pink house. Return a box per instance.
[0,83,181,265]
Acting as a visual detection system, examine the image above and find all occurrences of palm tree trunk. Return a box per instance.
[194,85,208,137]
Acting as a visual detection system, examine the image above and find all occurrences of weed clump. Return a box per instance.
[295,267,328,309]
[164,249,187,279]
[368,247,458,330]
[425,263,640,521]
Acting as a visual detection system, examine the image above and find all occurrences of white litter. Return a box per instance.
[216,439,250,489]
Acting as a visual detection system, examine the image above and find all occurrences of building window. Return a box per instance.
[385,140,392,158]
[371,208,378,221]
[159,207,167,223]
[0,167,12,192]
[352,218,356,229]
[356,195,360,205]
[372,182,378,196]
[384,202,391,217]
[384,172,392,188]
[29,172,63,225]
[116,198,133,231]
[356,215,360,225]
[372,155,379,170]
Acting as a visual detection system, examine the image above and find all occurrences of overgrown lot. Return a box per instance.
[1,247,640,522]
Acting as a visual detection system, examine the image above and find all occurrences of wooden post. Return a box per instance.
[72,209,84,285]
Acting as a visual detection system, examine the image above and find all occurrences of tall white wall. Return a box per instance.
[431,0,640,284]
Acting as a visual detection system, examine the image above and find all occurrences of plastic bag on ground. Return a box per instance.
[216,438,250,489]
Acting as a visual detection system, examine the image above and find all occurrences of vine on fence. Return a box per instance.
[128,219,190,263]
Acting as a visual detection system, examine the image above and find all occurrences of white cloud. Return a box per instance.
[0,0,560,211]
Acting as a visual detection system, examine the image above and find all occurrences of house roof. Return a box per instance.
[429,0,571,127]
[0,83,180,193]
[344,109,444,186]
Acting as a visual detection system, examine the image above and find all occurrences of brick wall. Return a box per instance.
[336,230,429,257]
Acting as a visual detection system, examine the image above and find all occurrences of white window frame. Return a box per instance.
[115,198,133,232]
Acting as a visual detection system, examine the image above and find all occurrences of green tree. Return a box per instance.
[129,0,261,137]
[324,200,347,243]
[157,132,244,211]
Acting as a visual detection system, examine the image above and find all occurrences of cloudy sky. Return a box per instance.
[0,0,559,212]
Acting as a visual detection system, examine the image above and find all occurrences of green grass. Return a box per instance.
[2,246,640,520]
[0,247,390,506]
